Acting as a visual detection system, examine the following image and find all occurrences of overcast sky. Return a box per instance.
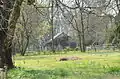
[36,0,117,16]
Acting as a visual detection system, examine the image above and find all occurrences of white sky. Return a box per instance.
[36,0,118,16]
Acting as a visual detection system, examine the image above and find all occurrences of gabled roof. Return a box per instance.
[45,32,68,45]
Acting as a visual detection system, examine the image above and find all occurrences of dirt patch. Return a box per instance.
[59,56,82,61]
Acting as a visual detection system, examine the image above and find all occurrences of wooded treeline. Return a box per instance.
[0,0,120,69]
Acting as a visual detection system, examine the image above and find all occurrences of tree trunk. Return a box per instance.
[0,31,5,68]
[51,0,55,53]
[4,46,14,69]
[0,0,15,68]
[21,36,30,56]
[78,32,82,51]
[80,8,86,52]
[3,0,23,69]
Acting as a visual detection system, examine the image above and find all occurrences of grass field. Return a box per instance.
[8,50,120,79]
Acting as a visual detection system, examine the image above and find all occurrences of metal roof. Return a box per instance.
[45,32,67,45]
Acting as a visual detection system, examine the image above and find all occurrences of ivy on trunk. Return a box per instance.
[0,0,24,69]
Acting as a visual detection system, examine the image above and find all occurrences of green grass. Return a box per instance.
[8,51,120,79]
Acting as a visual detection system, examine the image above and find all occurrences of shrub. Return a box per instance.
[107,66,120,75]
